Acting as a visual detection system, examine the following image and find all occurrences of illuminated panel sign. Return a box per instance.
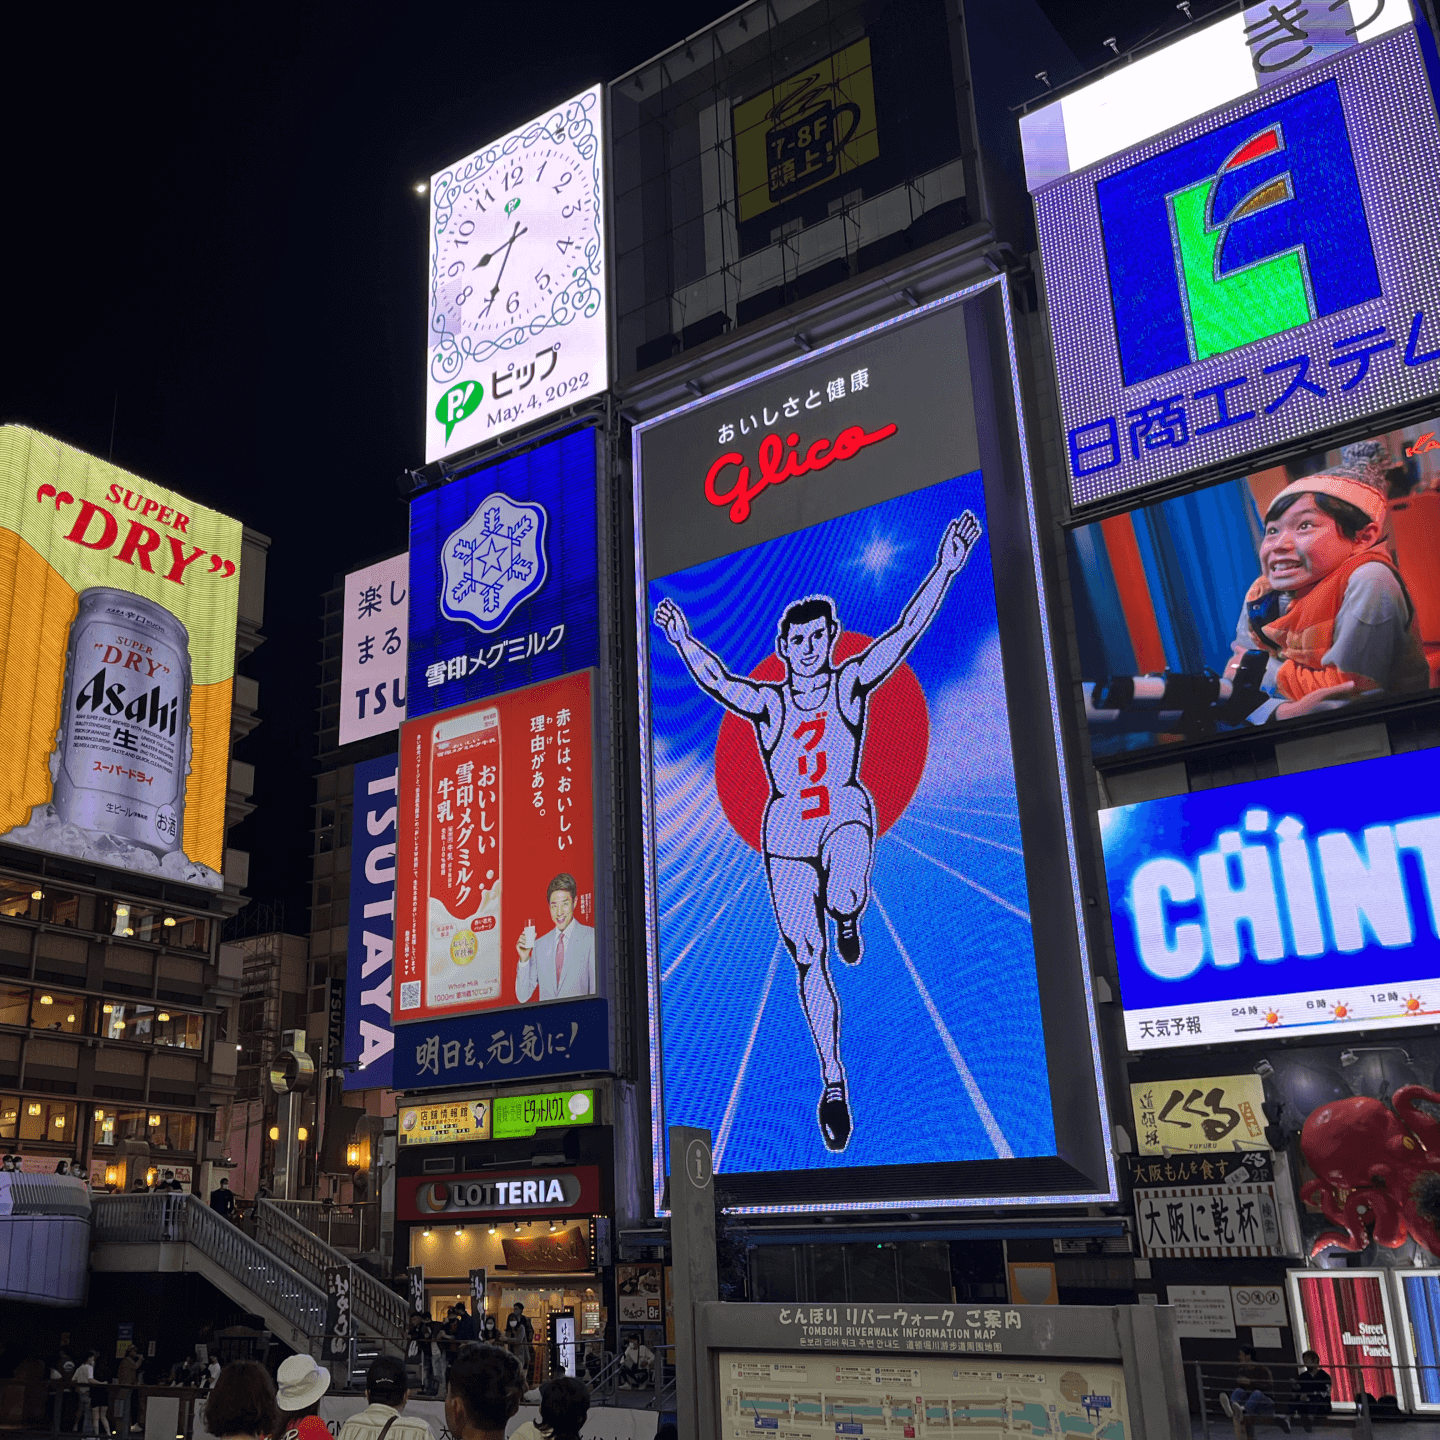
[426,86,607,463]
[398,1165,601,1219]
[339,553,408,746]
[633,281,1112,1213]
[1101,745,1440,1050]
[394,669,596,1023]
[344,753,398,1090]
[1028,16,1440,507]
[1289,1270,1403,1408]
[0,427,242,890]
[398,1095,492,1146]
[407,429,599,721]
[494,1087,595,1138]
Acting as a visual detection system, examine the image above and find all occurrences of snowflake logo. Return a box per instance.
[440,491,549,633]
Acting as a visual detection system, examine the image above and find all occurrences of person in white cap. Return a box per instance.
[273,1355,331,1440]
[1226,441,1429,722]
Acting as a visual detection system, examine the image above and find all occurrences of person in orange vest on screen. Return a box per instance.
[1226,441,1429,721]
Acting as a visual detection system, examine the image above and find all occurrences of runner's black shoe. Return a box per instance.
[835,914,863,964]
[818,1082,852,1152]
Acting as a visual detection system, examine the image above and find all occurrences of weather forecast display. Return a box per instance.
[407,427,599,721]
[634,285,1112,1210]
[1029,16,1440,507]
[1101,745,1440,1051]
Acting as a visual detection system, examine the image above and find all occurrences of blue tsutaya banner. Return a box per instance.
[1101,746,1440,1050]
[344,753,398,1090]
[392,996,608,1091]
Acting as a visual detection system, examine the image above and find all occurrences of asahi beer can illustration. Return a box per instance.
[52,588,192,857]
[426,704,502,1008]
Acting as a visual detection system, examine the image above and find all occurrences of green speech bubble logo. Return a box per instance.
[436,379,483,444]
[504,197,521,217]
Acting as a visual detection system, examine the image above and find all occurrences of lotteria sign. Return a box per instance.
[398,1165,601,1220]
[1101,746,1440,1050]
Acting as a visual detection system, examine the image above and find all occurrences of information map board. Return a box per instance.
[718,1350,1129,1439]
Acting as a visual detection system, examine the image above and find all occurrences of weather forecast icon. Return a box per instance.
[440,491,550,633]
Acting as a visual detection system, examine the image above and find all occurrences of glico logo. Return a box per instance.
[1097,79,1381,386]
[1123,804,1440,982]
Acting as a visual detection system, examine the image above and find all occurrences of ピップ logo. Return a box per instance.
[441,492,549,633]
[1098,78,1381,385]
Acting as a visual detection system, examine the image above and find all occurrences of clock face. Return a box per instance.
[425,86,608,464]
[433,140,598,340]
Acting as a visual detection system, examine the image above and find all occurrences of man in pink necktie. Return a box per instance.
[515,873,596,1002]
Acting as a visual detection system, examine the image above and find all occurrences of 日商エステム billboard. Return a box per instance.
[394,668,596,1024]
[1024,6,1440,508]
[407,428,599,721]
[1101,745,1440,1050]
[633,281,1113,1213]
[0,427,242,889]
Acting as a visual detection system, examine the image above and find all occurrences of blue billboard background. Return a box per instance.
[392,997,609,1091]
[345,753,398,1090]
[647,469,1054,1176]
[407,427,599,720]
[1101,747,1440,1044]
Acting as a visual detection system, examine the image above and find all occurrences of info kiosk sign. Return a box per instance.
[692,1302,1188,1440]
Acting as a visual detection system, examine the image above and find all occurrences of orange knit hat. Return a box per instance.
[1268,440,1391,526]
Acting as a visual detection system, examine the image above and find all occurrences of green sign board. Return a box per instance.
[494,1088,596,1139]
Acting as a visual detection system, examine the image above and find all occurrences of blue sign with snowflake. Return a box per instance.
[408,427,599,719]
[441,492,549,633]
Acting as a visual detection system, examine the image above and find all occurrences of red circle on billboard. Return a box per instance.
[712,632,929,853]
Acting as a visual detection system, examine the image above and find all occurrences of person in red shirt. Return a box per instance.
[273,1355,331,1440]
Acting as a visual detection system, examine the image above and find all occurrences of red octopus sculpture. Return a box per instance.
[1300,1086,1440,1258]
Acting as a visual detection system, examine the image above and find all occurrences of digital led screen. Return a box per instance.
[1029,18,1440,508]
[344,753,398,1090]
[394,669,595,1024]
[1071,418,1440,760]
[426,86,607,463]
[0,427,243,890]
[407,428,599,721]
[633,282,1112,1212]
[1101,745,1440,1050]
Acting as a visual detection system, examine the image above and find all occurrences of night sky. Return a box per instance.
[3,0,1186,929]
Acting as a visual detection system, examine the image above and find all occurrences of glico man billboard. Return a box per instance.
[0,427,242,889]
[1023,2,1440,508]
[407,428,599,722]
[633,281,1113,1213]
[1101,744,1440,1051]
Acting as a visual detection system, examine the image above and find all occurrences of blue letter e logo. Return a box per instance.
[1098,79,1381,387]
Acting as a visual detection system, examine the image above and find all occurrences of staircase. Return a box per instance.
[91,1194,407,1360]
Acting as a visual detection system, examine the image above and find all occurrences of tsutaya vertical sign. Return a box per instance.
[345,754,398,1089]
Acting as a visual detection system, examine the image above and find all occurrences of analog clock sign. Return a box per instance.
[426,85,608,463]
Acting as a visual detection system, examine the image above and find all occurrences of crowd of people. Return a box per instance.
[406,1302,538,1398]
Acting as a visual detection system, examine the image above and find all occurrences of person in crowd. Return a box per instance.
[509,1376,588,1440]
[273,1355,331,1440]
[1219,1345,1289,1436]
[112,1347,141,1438]
[203,1362,279,1440]
[1,1154,15,1172]
[1290,1351,1333,1433]
[453,1303,477,1343]
[479,1314,499,1345]
[73,1351,99,1437]
[443,1346,524,1440]
[619,1336,654,1390]
[210,1176,236,1220]
[407,1315,434,1398]
[337,1356,433,1440]
[504,1305,534,1382]
[55,1160,70,1177]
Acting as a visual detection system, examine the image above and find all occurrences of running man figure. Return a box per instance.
[654,513,982,1152]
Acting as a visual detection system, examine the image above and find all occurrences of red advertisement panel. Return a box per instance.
[395,670,595,1022]
[1291,1271,1402,1406]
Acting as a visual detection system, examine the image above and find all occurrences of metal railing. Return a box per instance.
[268,1197,381,1254]
[93,1194,327,1342]
[251,1198,407,1349]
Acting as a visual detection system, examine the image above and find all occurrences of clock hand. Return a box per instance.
[472,221,527,270]
[485,224,526,299]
